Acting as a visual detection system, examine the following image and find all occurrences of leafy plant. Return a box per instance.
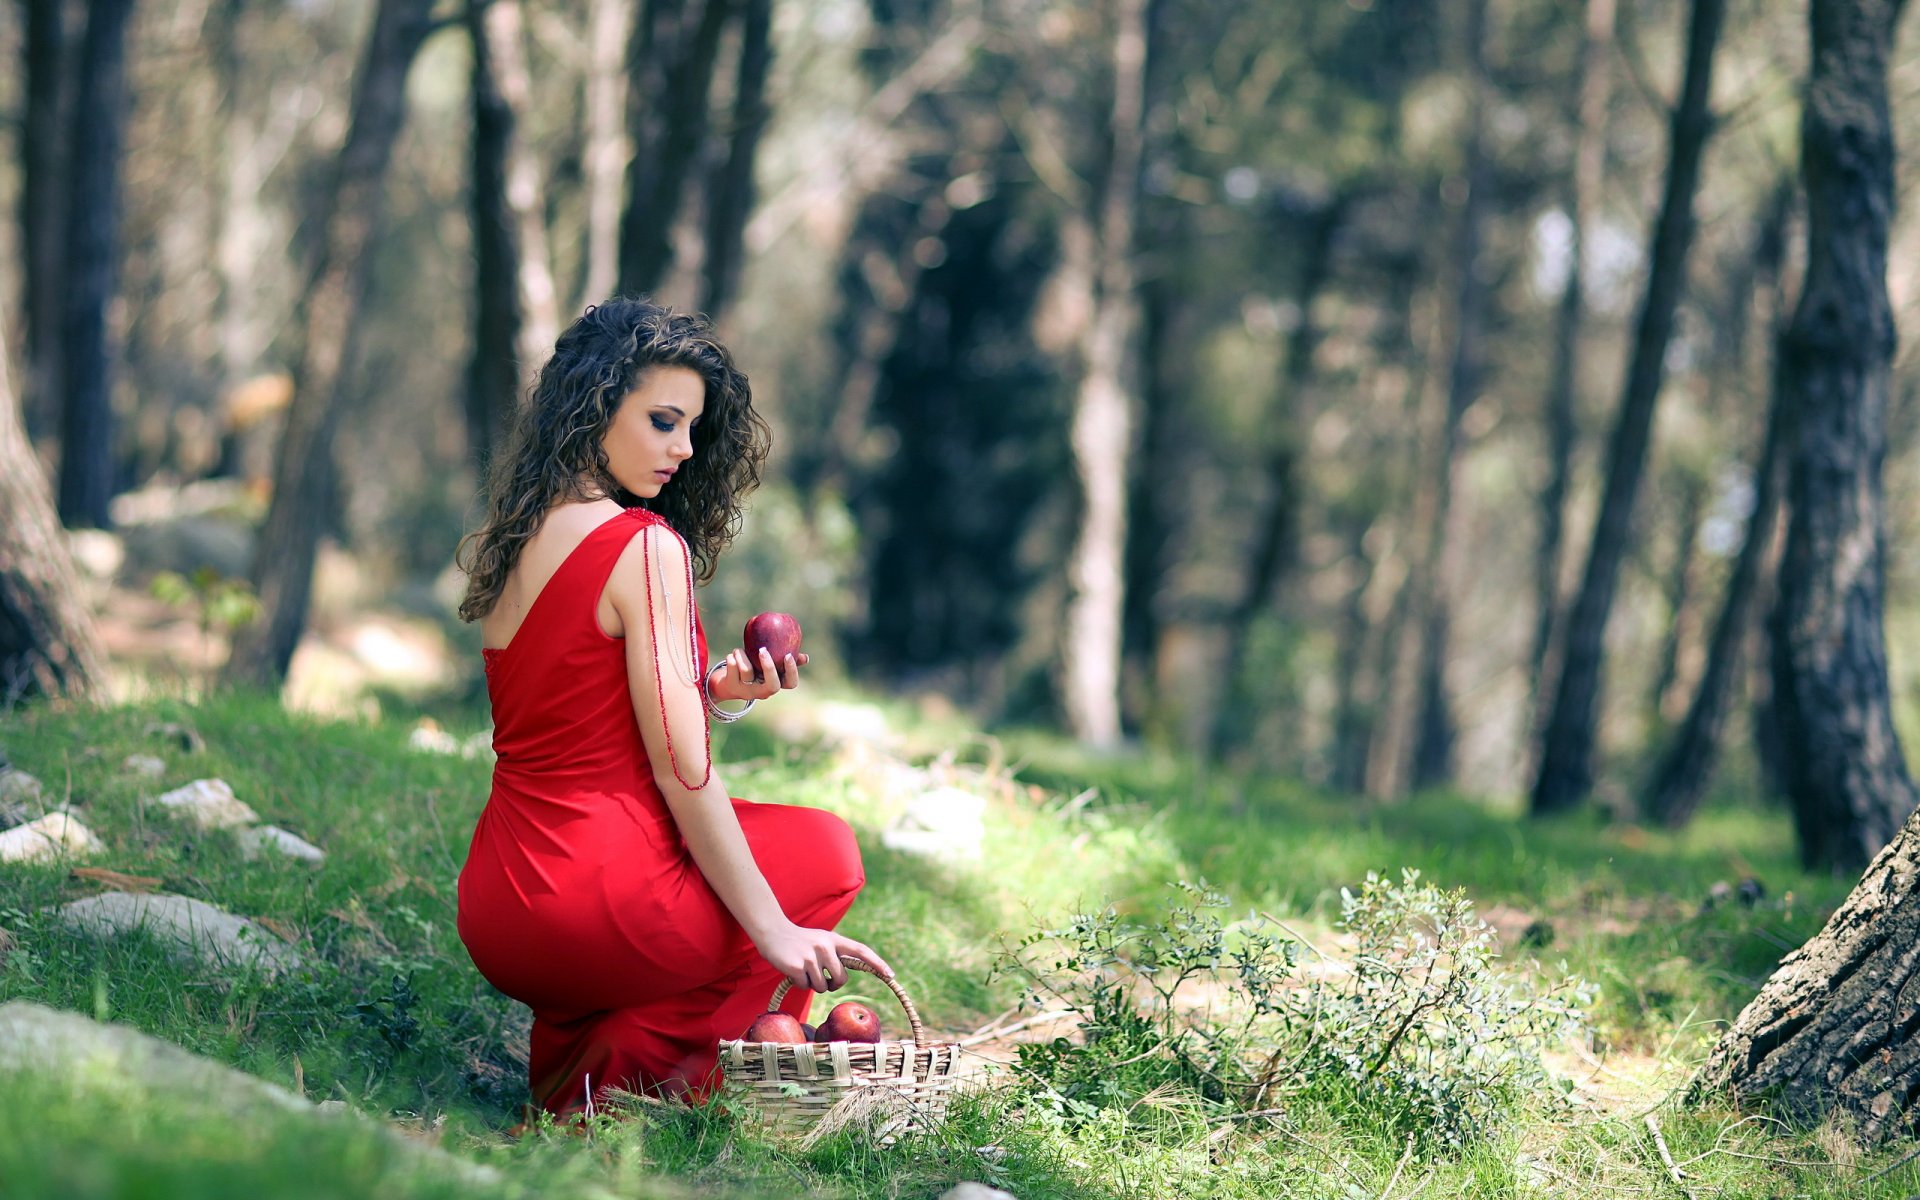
[149,567,261,689]
[995,872,1595,1150]
[351,974,421,1057]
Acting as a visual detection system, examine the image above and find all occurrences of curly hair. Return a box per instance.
[457,297,770,622]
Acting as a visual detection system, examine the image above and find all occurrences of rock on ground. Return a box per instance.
[882,785,988,862]
[59,892,303,975]
[0,1001,500,1185]
[150,778,259,831]
[0,812,104,864]
[236,824,326,865]
[937,1185,1018,1200]
[122,754,167,778]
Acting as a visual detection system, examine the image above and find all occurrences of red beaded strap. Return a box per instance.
[640,516,713,791]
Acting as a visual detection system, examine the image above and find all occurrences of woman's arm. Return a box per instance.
[608,524,887,991]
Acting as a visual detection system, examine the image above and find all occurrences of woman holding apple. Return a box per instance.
[454,298,889,1118]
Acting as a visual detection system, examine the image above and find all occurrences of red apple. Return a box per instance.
[743,612,803,682]
[817,1001,882,1043]
[742,1012,807,1043]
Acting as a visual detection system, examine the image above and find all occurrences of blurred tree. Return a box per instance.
[700,0,772,317]
[1213,194,1346,760]
[0,290,105,702]
[1528,0,1615,720]
[1765,0,1916,872]
[617,0,730,298]
[1649,178,1792,827]
[1531,0,1727,816]
[1060,0,1149,747]
[19,0,68,442]
[56,0,137,530]
[576,0,633,309]
[223,0,438,689]
[468,0,560,469]
[1695,0,1918,1063]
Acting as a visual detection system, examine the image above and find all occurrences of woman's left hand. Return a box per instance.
[708,647,807,702]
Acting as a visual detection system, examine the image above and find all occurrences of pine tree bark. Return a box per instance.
[222,0,436,690]
[1061,0,1148,748]
[56,0,136,530]
[1689,809,1920,1136]
[1766,0,1916,873]
[1529,0,1725,815]
[616,0,731,298]
[1647,182,1793,827]
[700,0,771,319]
[1529,0,1615,716]
[0,293,105,703]
[20,0,68,442]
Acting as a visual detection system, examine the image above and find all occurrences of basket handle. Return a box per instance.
[766,954,927,1047]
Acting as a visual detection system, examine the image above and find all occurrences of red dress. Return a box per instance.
[457,506,865,1115]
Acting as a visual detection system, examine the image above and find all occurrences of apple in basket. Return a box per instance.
[743,612,802,682]
[817,1001,882,1043]
[742,1012,807,1043]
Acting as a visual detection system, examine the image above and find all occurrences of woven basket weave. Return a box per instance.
[715,955,964,1145]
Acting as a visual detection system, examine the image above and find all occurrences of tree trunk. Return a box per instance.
[1766,0,1916,873]
[20,0,68,443]
[1689,806,1920,1138]
[1328,515,1385,793]
[1529,0,1725,815]
[1528,0,1615,716]
[617,0,731,298]
[56,0,136,530]
[1061,0,1148,748]
[1212,198,1343,759]
[1647,181,1794,827]
[1647,473,1706,723]
[1403,0,1493,792]
[576,0,631,309]
[222,0,435,690]
[467,0,560,470]
[0,292,105,703]
[700,0,771,319]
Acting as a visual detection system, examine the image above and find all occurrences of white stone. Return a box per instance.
[408,725,460,755]
[0,1002,500,1185]
[67,528,125,579]
[882,785,987,862]
[59,892,302,976]
[122,754,167,778]
[937,1185,1018,1200]
[0,767,43,808]
[236,825,325,865]
[0,812,103,863]
[150,778,258,831]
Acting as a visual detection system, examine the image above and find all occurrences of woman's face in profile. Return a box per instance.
[602,366,705,499]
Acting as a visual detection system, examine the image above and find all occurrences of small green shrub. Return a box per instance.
[996,872,1596,1150]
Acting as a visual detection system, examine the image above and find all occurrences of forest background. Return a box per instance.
[11,0,1920,1191]
[9,0,1920,835]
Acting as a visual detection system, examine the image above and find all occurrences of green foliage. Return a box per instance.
[999,872,1595,1151]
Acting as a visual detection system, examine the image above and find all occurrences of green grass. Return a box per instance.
[1,690,1918,1198]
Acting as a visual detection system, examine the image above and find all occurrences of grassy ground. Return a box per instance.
[1,689,1917,1198]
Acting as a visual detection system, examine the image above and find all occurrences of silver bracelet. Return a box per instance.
[703,662,755,723]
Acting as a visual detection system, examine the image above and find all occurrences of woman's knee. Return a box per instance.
[811,809,865,897]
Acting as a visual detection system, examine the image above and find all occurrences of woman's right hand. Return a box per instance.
[753,920,892,992]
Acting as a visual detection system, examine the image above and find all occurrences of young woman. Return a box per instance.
[455,298,888,1117]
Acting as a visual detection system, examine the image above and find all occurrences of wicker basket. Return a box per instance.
[716,955,964,1145]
